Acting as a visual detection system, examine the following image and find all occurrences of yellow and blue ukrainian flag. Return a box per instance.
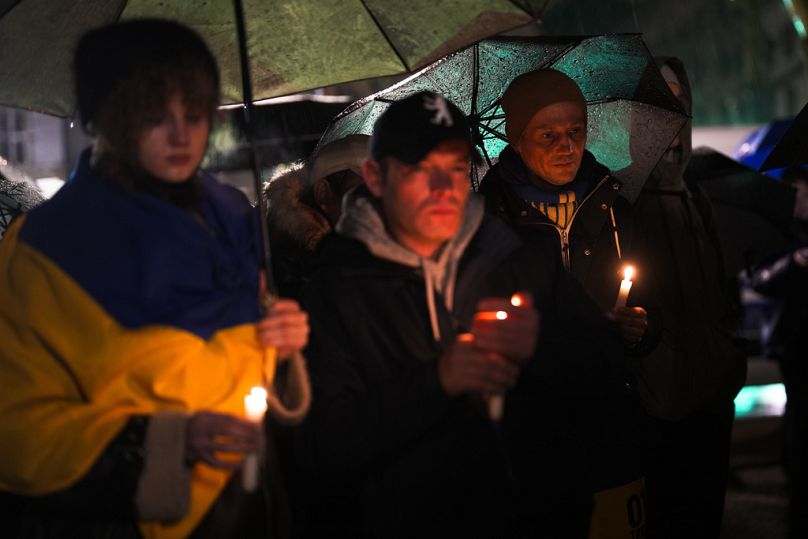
[0,152,275,539]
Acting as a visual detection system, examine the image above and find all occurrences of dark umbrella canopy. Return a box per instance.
[685,147,796,276]
[760,102,808,171]
[0,0,547,117]
[731,117,792,172]
[318,34,687,200]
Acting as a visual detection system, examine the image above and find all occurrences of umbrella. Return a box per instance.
[317,34,688,201]
[684,147,796,276]
[0,0,547,117]
[760,102,808,171]
[0,160,44,239]
[0,0,546,290]
[731,117,792,173]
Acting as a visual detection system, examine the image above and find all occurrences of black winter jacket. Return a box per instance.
[296,210,632,538]
[480,148,637,313]
[479,148,653,489]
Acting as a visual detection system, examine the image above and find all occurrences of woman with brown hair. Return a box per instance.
[0,19,308,539]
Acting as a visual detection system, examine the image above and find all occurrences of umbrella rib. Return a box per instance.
[0,0,22,19]
[112,0,128,23]
[359,0,411,71]
[476,123,506,140]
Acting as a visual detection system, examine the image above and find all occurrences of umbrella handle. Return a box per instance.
[232,0,278,295]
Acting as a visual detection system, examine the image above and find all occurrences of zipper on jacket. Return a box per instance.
[560,228,571,269]
[541,174,611,270]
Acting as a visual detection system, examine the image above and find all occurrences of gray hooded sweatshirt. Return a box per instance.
[336,188,485,343]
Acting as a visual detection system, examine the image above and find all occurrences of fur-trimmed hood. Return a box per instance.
[264,164,330,253]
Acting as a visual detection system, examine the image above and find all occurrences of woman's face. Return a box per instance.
[136,93,210,183]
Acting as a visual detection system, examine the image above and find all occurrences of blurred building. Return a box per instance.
[539,0,808,126]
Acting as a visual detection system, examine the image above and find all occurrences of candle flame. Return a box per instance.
[496,311,508,320]
[623,266,634,281]
[510,294,523,307]
[250,386,268,400]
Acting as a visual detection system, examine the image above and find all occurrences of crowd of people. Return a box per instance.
[0,16,802,539]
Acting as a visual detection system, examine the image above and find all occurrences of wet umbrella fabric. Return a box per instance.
[760,102,808,171]
[0,0,546,117]
[0,0,545,292]
[317,34,687,201]
[0,163,44,240]
[685,147,796,276]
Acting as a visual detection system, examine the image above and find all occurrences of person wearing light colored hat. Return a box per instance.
[265,134,368,297]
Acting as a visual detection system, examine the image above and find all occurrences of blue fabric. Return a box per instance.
[20,150,261,340]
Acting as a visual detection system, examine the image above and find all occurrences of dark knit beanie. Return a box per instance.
[74,19,219,130]
[501,69,587,144]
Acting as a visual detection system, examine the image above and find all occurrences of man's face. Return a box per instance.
[363,140,471,258]
[514,101,586,186]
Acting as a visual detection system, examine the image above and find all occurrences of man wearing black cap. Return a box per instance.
[295,91,626,537]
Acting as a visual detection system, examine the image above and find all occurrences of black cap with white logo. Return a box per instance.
[369,92,472,164]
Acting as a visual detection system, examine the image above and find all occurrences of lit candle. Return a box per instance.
[475,310,508,321]
[242,386,267,492]
[614,266,634,309]
[472,308,511,422]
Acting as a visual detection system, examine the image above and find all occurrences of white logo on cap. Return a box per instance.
[423,95,453,127]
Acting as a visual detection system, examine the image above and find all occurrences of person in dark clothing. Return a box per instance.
[296,91,629,538]
[630,57,747,539]
[478,69,654,538]
[265,135,368,298]
[0,20,310,539]
[750,166,808,539]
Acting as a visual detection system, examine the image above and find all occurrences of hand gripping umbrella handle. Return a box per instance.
[259,292,312,425]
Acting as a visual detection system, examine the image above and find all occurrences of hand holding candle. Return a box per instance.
[470,292,540,421]
[242,386,268,492]
[436,333,519,404]
[611,265,648,344]
[471,292,539,367]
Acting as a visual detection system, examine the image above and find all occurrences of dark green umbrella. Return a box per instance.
[0,0,547,117]
[318,34,688,201]
[685,147,796,276]
[0,0,546,290]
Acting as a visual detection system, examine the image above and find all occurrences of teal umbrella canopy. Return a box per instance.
[0,0,547,117]
[318,34,688,200]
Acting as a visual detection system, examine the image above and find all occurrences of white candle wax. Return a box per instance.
[244,387,268,421]
[242,386,267,492]
[487,394,504,422]
[614,266,634,309]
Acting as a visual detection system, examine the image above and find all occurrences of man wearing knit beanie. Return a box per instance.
[479,69,660,538]
[501,69,588,186]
